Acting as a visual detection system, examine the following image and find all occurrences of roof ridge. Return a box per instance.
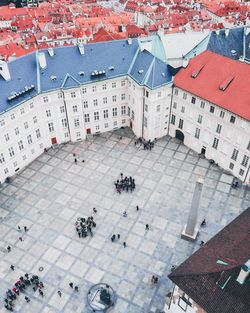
[143,56,155,85]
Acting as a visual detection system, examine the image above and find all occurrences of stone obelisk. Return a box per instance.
[181,177,204,241]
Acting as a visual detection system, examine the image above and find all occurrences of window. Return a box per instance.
[212,137,219,149]
[145,90,149,98]
[128,107,130,117]
[157,91,161,98]
[183,93,187,100]
[104,123,108,128]
[74,118,80,128]
[181,106,185,113]
[18,140,24,151]
[27,135,32,144]
[95,125,100,131]
[24,122,28,129]
[157,105,161,112]
[36,129,41,138]
[174,88,178,96]
[200,101,205,108]
[144,116,147,128]
[230,116,236,124]
[191,97,196,104]
[58,92,63,99]
[82,87,87,94]
[92,86,96,92]
[5,134,10,142]
[15,128,20,135]
[210,106,215,113]
[33,116,37,124]
[84,114,90,123]
[216,124,222,134]
[30,102,34,109]
[94,111,99,121]
[93,99,98,106]
[195,128,200,139]
[122,119,126,124]
[64,133,69,138]
[112,108,117,117]
[220,111,225,118]
[247,141,250,151]
[20,108,25,115]
[73,105,78,112]
[60,106,65,113]
[145,104,148,112]
[112,95,117,102]
[121,106,126,115]
[178,293,191,311]
[62,118,68,128]
[0,119,5,126]
[103,97,107,104]
[113,121,117,127]
[76,132,81,137]
[46,110,51,117]
[10,113,15,120]
[112,82,116,88]
[121,80,125,87]
[239,169,244,176]
[4,168,9,174]
[131,110,134,121]
[121,93,125,100]
[0,153,5,163]
[47,122,54,133]
[8,147,15,157]
[178,119,184,129]
[231,148,239,161]
[103,109,108,119]
[102,84,107,90]
[197,114,202,124]
[83,101,88,108]
[229,162,234,170]
[43,96,48,103]
[242,155,249,167]
[133,85,135,90]
[171,114,176,125]
[173,102,177,109]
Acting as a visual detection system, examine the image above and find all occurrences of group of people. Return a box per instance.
[135,137,156,150]
[4,274,44,311]
[75,216,96,238]
[114,173,136,193]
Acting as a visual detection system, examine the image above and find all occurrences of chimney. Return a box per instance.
[236,260,250,285]
[48,48,54,57]
[38,52,47,69]
[78,43,85,55]
[0,60,11,81]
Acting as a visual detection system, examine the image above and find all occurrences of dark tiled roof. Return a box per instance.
[169,207,250,313]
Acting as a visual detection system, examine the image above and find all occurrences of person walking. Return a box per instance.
[57,290,62,297]
[123,242,127,248]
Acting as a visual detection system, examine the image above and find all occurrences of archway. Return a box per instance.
[175,130,184,142]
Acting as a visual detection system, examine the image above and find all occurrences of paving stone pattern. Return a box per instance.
[0,128,249,313]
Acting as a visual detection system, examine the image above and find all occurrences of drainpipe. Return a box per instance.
[167,83,174,136]
[243,27,246,61]
[244,163,250,184]
[61,89,71,138]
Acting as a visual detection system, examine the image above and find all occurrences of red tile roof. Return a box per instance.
[174,51,250,121]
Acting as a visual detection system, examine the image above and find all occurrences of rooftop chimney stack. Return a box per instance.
[236,260,250,285]
[0,60,11,81]
[78,43,85,55]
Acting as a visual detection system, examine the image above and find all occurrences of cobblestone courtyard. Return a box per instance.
[0,128,249,313]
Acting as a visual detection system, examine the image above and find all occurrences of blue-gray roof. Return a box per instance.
[0,39,173,115]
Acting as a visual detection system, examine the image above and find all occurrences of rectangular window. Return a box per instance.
[0,119,5,126]
[128,107,130,117]
[5,134,10,141]
[0,153,5,163]
[15,127,20,135]
[36,129,41,138]
[74,118,80,128]
[94,111,99,121]
[71,92,76,98]
[157,91,161,98]
[212,137,219,149]
[95,125,100,131]
[103,109,108,119]
[113,121,117,127]
[83,101,88,108]
[62,118,68,128]
[46,110,51,117]
[9,147,15,157]
[112,82,116,88]
[122,119,126,124]
[27,134,32,144]
[76,132,81,137]
[210,106,215,113]
[4,168,9,174]
[144,116,147,128]
[131,110,134,121]
[197,114,202,124]
[73,105,78,112]
[104,123,108,128]
[157,105,161,112]
[84,114,90,123]
[18,140,24,151]
[10,113,15,120]
[24,122,28,129]
[92,86,96,92]
[48,122,54,132]
[64,133,69,138]
[241,155,249,167]
[43,96,48,103]
[103,97,107,104]
[112,108,117,117]
[121,80,126,87]
[229,162,234,170]
[191,97,196,104]
[216,124,222,134]
[20,108,25,115]
[173,102,177,109]
[174,88,178,96]
[195,128,200,139]
[58,92,63,99]
[231,148,239,161]
[112,95,117,102]
[121,106,126,115]
[183,92,187,100]
[145,104,148,112]
[33,116,37,124]
[171,114,176,125]
[230,116,236,124]
[220,111,225,118]
[178,119,184,129]
[82,87,87,94]
[181,106,185,113]
[102,84,107,90]
[93,99,98,106]
[121,93,125,100]
[239,169,244,176]
[200,101,205,108]
[145,90,149,98]
[60,106,65,113]
[30,102,34,109]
